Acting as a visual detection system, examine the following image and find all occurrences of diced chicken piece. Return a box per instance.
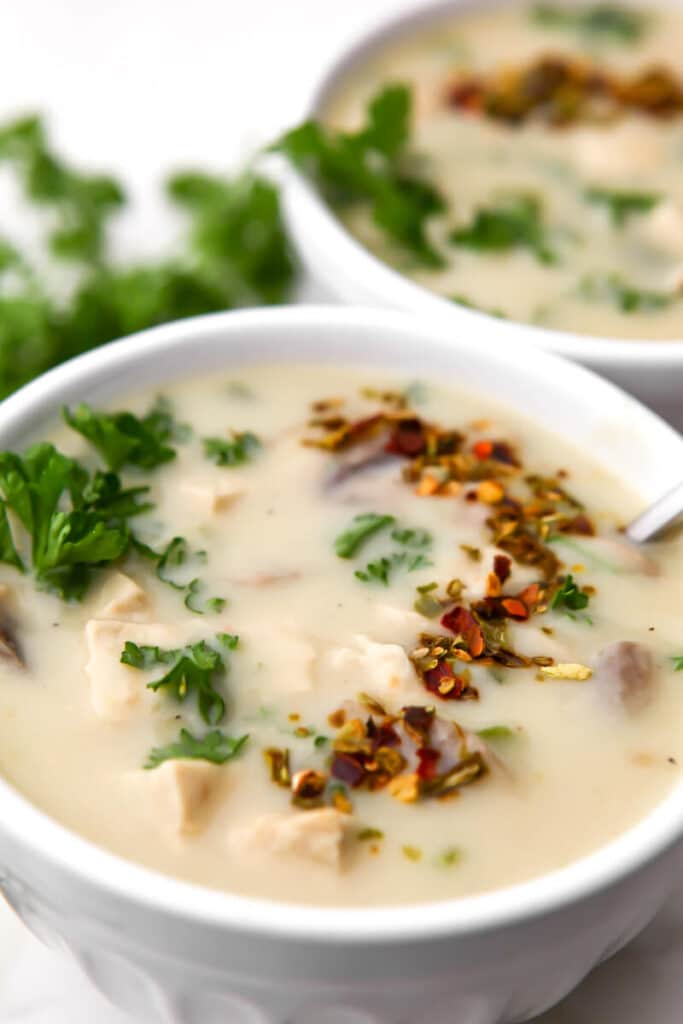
[371,604,427,644]
[84,620,177,721]
[594,641,656,713]
[134,760,222,836]
[639,201,683,260]
[176,476,245,518]
[573,124,663,182]
[319,635,423,702]
[97,572,150,621]
[229,808,347,869]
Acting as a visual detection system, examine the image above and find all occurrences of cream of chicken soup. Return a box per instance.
[0,365,680,906]
[278,3,683,339]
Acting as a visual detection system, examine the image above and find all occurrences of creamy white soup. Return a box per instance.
[0,365,680,907]
[314,3,683,339]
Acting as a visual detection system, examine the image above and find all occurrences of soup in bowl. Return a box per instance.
[277,1,683,422]
[0,306,680,1024]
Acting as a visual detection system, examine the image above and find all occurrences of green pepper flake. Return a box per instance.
[357,827,384,842]
[477,725,515,741]
[314,735,329,748]
[402,844,422,862]
[438,846,462,867]
[460,544,482,562]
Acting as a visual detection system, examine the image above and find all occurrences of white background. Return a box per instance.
[0,0,682,1020]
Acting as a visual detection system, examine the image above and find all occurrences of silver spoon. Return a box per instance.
[626,481,683,544]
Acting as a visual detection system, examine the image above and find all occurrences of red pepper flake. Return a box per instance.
[493,554,512,583]
[423,661,479,701]
[385,418,427,457]
[500,597,530,621]
[472,440,519,467]
[441,606,485,658]
[561,514,595,537]
[416,747,441,780]
[330,752,366,788]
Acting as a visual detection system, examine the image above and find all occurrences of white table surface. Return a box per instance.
[0,0,681,1020]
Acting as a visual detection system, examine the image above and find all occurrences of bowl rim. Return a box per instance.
[0,304,682,944]
[280,0,683,364]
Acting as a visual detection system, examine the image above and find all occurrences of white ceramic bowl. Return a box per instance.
[0,306,681,1024]
[280,0,683,428]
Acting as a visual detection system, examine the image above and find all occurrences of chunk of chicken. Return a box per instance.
[639,201,683,260]
[134,759,222,836]
[166,475,245,526]
[229,808,347,869]
[97,572,150,621]
[84,620,178,721]
[319,635,423,702]
[594,641,656,713]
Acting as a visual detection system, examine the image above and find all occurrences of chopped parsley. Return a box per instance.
[584,188,660,227]
[272,84,447,267]
[531,3,649,43]
[134,535,225,614]
[672,655,683,672]
[450,195,556,265]
[203,431,261,467]
[391,526,432,548]
[580,273,673,313]
[121,633,238,725]
[144,727,248,769]
[63,399,182,471]
[334,513,396,559]
[0,114,295,400]
[355,550,431,585]
[0,443,149,599]
[477,725,515,741]
[551,574,592,622]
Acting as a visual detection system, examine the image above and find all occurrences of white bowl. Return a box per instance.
[280,0,683,428]
[0,305,681,1024]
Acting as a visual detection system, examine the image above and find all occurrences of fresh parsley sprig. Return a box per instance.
[121,632,238,726]
[203,431,261,467]
[551,574,592,623]
[0,443,149,599]
[334,513,396,559]
[451,195,556,265]
[144,727,248,770]
[133,535,225,615]
[272,84,446,268]
[63,398,185,472]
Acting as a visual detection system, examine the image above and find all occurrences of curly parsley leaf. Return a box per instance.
[451,195,556,264]
[391,526,432,548]
[122,634,238,725]
[334,512,396,559]
[184,578,227,615]
[672,655,683,672]
[0,503,23,571]
[355,550,431,585]
[63,399,182,471]
[203,431,261,467]
[0,443,149,599]
[134,535,225,613]
[531,3,648,43]
[272,84,446,268]
[144,727,249,770]
[584,188,660,227]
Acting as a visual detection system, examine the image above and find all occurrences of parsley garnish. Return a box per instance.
[581,273,673,313]
[0,115,295,400]
[584,188,660,227]
[551,574,592,622]
[121,633,238,725]
[272,84,446,268]
[391,526,432,548]
[0,443,149,599]
[451,196,556,264]
[355,550,431,585]
[334,513,396,559]
[203,431,261,467]
[531,3,648,43]
[134,535,225,614]
[477,725,514,741]
[63,399,182,471]
[672,655,683,672]
[144,727,248,769]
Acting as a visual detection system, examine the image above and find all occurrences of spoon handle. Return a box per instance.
[626,480,683,544]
